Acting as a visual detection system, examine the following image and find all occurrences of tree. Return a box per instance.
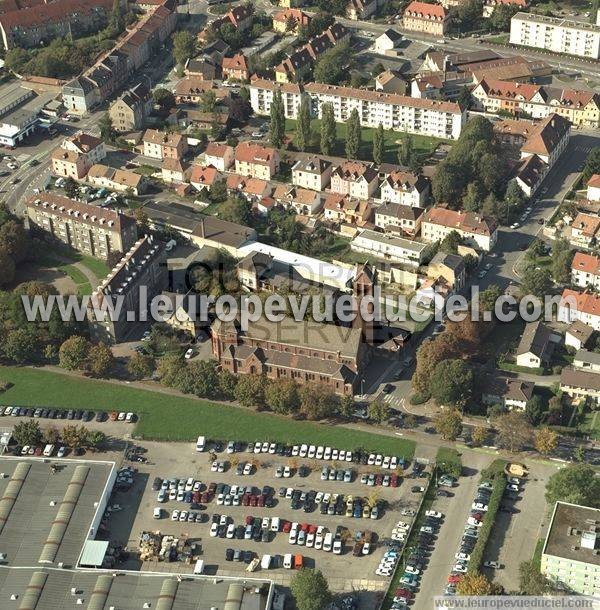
[64,177,79,199]
[152,88,175,110]
[61,424,89,449]
[433,409,463,441]
[440,230,464,254]
[87,343,114,378]
[59,336,90,371]
[525,395,546,425]
[430,359,473,409]
[187,360,220,398]
[490,3,518,30]
[199,90,217,113]
[109,0,123,32]
[521,266,551,298]
[87,430,106,451]
[456,571,500,595]
[218,370,238,399]
[12,419,43,446]
[432,161,465,205]
[269,88,285,148]
[493,411,533,452]
[219,195,252,225]
[372,123,384,165]
[265,379,300,414]
[156,354,186,387]
[545,463,600,508]
[345,108,361,159]
[127,353,155,380]
[45,427,60,444]
[551,238,574,284]
[313,43,351,85]
[535,427,558,455]
[98,113,115,142]
[457,86,471,110]
[462,181,483,212]
[338,395,354,418]
[398,135,413,166]
[573,445,585,462]
[581,147,600,185]
[3,327,37,364]
[299,384,338,420]
[368,399,390,424]
[0,249,15,287]
[173,30,196,67]
[134,208,150,232]
[471,426,488,447]
[234,374,267,408]
[290,568,332,610]
[457,0,484,26]
[295,96,311,152]
[320,103,336,156]
[519,560,550,595]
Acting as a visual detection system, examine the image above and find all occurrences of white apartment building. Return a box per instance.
[510,12,600,59]
[249,80,466,140]
[350,229,428,267]
[379,171,429,207]
[421,208,498,251]
[571,252,600,290]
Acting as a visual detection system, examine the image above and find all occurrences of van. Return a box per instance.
[260,554,272,570]
[270,517,280,532]
[196,436,206,452]
[153,507,162,519]
[294,554,303,569]
[43,444,54,457]
[283,553,293,569]
[323,532,333,552]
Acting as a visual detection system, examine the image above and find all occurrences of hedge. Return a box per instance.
[467,470,506,572]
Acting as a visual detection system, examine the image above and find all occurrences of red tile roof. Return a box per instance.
[572,212,600,238]
[588,174,600,189]
[205,142,234,159]
[561,289,600,317]
[572,251,600,276]
[235,141,277,166]
[0,0,111,29]
[521,113,570,157]
[404,0,447,20]
[222,53,248,72]
[423,207,497,236]
[190,165,220,186]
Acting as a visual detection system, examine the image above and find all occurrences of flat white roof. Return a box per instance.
[79,540,109,567]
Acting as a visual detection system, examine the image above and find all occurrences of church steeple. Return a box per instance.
[352,262,376,344]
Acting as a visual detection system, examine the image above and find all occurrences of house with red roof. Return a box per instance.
[587,175,600,202]
[421,207,498,251]
[572,252,600,290]
[403,1,449,37]
[234,141,280,180]
[559,289,600,331]
[222,53,249,81]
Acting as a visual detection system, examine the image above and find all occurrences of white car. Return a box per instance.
[299,444,308,457]
[390,456,398,469]
[125,412,134,422]
[177,490,185,502]
[339,450,346,461]
[455,552,470,561]
[226,441,236,454]
[57,446,67,458]
[324,447,332,460]
[211,461,218,472]
[226,523,235,538]
[171,510,180,521]
[185,478,194,491]
[368,454,376,466]
[184,348,194,360]
[375,455,384,466]
[254,443,262,454]
[269,442,276,454]
[506,483,519,492]
[483,561,501,569]
[283,466,291,478]
[216,493,225,505]
[210,523,218,536]
[375,567,393,577]
[292,445,300,456]
[118,412,126,421]
[332,540,342,555]
[179,510,188,522]
[261,441,269,453]
[468,517,483,527]
[308,445,316,458]
[331,449,339,461]
[454,563,468,573]
[425,511,443,519]
[275,466,283,478]
[157,490,167,502]
[405,565,420,575]
[169,489,177,501]
[316,446,324,459]
[382,456,391,469]
[510,222,519,229]
[345,451,353,462]
[472,502,488,512]
[306,532,315,547]
[243,462,253,475]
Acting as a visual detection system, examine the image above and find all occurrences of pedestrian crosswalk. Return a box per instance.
[382,394,405,409]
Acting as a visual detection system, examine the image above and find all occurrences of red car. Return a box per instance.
[375,474,383,485]
[109,411,118,421]
[448,574,462,584]
[208,482,217,494]
[250,496,258,507]
[390,474,399,488]
[300,523,310,532]
[200,492,210,504]
[395,589,413,600]
[257,495,265,507]
[245,515,254,525]
[308,524,318,534]
[282,520,291,533]
[242,494,250,506]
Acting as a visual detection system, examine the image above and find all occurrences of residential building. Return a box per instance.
[572,251,600,289]
[375,69,408,94]
[249,79,466,139]
[472,78,600,128]
[142,129,188,161]
[162,159,191,184]
[379,170,429,207]
[427,251,465,291]
[515,320,554,369]
[350,230,428,267]
[483,0,527,18]
[174,78,218,104]
[272,184,324,216]
[62,132,106,164]
[510,12,600,59]
[0,0,112,50]
[573,349,600,374]
[51,149,90,180]
[515,153,547,197]
[541,502,600,594]
[204,142,235,171]
[565,320,595,351]
[222,53,249,81]
[330,161,379,200]
[570,212,600,249]
[560,367,600,404]
[374,202,424,237]
[272,8,310,33]
[323,194,372,227]
[87,164,147,195]
[374,29,403,54]
[483,377,534,410]
[291,156,333,191]
[421,208,498,251]
[211,317,369,396]
[520,113,570,166]
[190,215,256,256]
[226,4,253,31]
[559,289,600,331]
[190,165,222,193]
[109,83,152,132]
[347,0,378,20]
[184,57,220,80]
[88,236,167,343]
[403,1,450,37]
[587,174,600,202]
[27,193,137,259]
[234,141,280,180]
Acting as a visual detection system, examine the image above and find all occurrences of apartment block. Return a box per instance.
[27,194,137,259]
[109,83,152,132]
[234,141,280,180]
[510,12,600,59]
[403,1,449,37]
[541,502,600,595]
[421,207,498,251]
[142,129,188,161]
[351,229,428,267]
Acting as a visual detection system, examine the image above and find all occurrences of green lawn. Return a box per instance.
[34,245,109,282]
[57,264,92,296]
[0,367,415,457]
[580,409,600,440]
[284,119,447,165]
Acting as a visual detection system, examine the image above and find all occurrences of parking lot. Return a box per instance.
[104,438,424,594]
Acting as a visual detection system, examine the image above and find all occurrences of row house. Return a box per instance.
[109,82,152,132]
[234,141,280,180]
[249,80,466,139]
[572,251,600,290]
[347,0,378,20]
[87,164,147,196]
[472,78,600,128]
[272,184,324,216]
[323,193,372,227]
[421,207,498,251]
[330,161,379,200]
[51,150,90,180]
[142,129,188,161]
[162,159,191,184]
[292,156,333,192]
[559,289,600,331]
[402,1,450,37]
[351,229,428,268]
[204,142,235,171]
[272,8,311,33]
[374,201,424,237]
[379,170,429,207]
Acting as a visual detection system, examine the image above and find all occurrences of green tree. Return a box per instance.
[430,359,473,409]
[551,238,574,284]
[525,395,546,425]
[433,408,463,441]
[265,378,300,414]
[98,113,115,142]
[320,103,336,156]
[338,395,355,418]
[109,0,123,33]
[493,411,533,452]
[87,343,114,378]
[219,195,252,225]
[581,147,600,184]
[173,30,196,67]
[535,427,558,455]
[372,123,384,165]
[440,230,464,254]
[299,384,338,420]
[519,560,550,595]
[152,88,175,110]
[234,374,267,408]
[432,161,465,205]
[218,370,238,399]
[398,134,413,166]
[463,181,483,212]
[521,266,552,298]
[59,335,90,371]
[295,95,311,152]
[345,108,361,159]
[0,249,16,287]
[64,177,79,199]
[127,353,155,380]
[457,86,471,110]
[199,90,217,113]
[471,426,488,447]
[13,419,43,446]
[187,360,220,398]
[290,568,332,610]
[87,430,106,451]
[156,354,186,387]
[3,327,37,364]
[573,446,585,462]
[313,42,351,85]
[61,424,89,449]
[545,463,600,508]
[269,88,285,148]
[368,399,390,424]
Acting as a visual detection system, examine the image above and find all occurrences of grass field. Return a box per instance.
[284,119,447,165]
[0,367,415,457]
[57,264,92,296]
[580,409,600,440]
[35,245,109,283]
